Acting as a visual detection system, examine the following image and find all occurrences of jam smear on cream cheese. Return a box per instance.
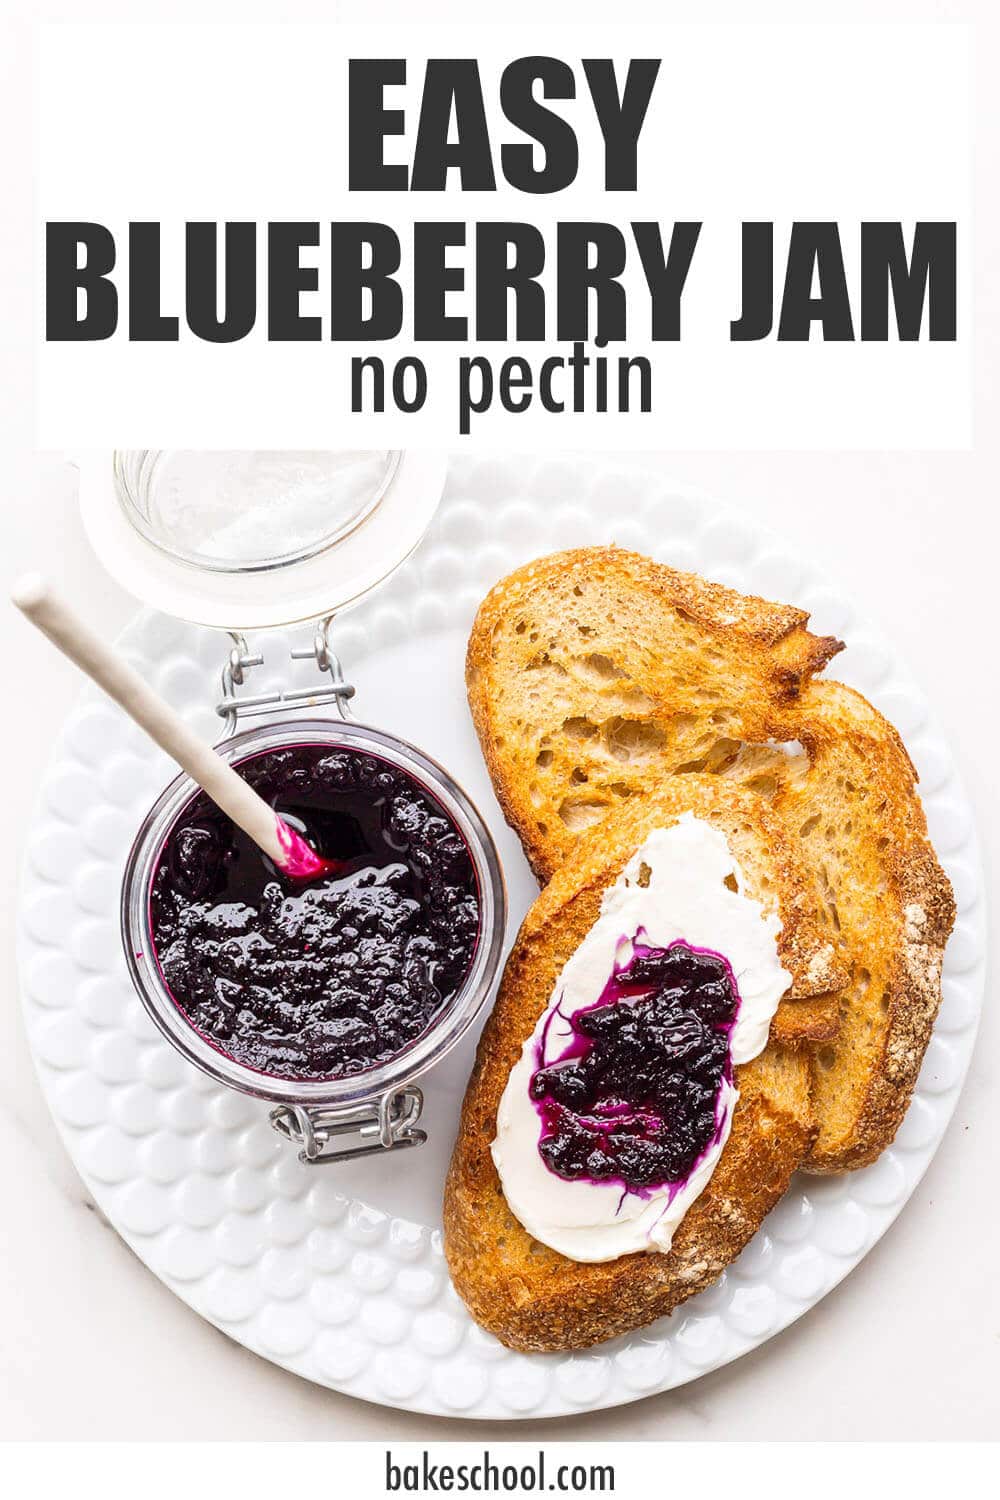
[491,816,791,1263]
[530,941,740,1191]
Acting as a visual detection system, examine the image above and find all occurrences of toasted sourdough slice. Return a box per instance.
[445,782,822,1353]
[727,681,956,1171]
[467,547,843,884]
[465,548,955,1172]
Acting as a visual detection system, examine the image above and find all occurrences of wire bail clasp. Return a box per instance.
[268,1088,427,1165]
[216,616,356,737]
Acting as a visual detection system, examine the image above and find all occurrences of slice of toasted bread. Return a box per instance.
[748,681,957,1171]
[466,547,843,884]
[465,547,955,1173]
[445,783,820,1352]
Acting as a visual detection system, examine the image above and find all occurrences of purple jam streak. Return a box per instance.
[529,940,741,1194]
[149,744,480,1082]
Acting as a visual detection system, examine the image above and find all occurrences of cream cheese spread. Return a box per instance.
[490,815,791,1263]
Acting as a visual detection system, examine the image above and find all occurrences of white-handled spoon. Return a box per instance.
[12,574,341,881]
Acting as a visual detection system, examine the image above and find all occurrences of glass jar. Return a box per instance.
[121,715,507,1164]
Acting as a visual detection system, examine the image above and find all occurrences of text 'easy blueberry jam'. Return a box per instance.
[149,745,480,1082]
[529,942,740,1193]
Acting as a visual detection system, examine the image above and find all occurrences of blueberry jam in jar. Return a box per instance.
[529,942,740,1192]
[149,745,480,1082]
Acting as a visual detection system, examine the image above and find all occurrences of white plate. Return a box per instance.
[18,454,986,1419]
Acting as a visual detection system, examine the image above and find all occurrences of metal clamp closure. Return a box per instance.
[268,1087,426,1165]
[216,616,355,738]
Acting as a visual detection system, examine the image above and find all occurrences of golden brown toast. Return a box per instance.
[465,548,955,1173]
[467,547,842,884]
[444,783,821,1352]
[743,681,957,1170]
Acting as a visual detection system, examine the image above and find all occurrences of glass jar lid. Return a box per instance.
[113,449,402,574]
[78,449,447,631]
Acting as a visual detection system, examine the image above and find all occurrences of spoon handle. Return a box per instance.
[12,573,289,866]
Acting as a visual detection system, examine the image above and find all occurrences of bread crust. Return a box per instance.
[761,682,957,1170]
[443,784,821,1352]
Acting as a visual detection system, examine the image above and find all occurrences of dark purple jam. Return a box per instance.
[149,744,480,1082]
[529,942,740,1192]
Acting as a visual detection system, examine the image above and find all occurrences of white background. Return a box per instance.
[1,0,998,1445]
[35,19,971,450]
